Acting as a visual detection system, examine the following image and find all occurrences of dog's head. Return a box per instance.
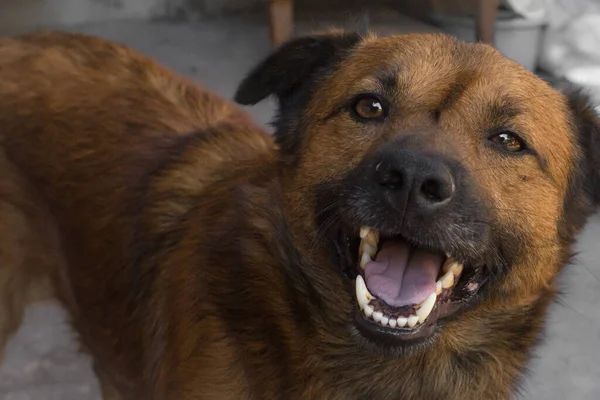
[235,31,600,349]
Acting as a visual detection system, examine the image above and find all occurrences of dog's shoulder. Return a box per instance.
[0,29,279,262]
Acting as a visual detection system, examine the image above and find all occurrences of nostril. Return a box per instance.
[420,177,454,203]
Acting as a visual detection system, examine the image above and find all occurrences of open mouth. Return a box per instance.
[349,227,485,344]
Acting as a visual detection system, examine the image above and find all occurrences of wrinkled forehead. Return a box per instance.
[309,33,577,187]
[319,34,558,112]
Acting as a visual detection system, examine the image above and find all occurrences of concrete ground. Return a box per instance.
[1,10,600,400]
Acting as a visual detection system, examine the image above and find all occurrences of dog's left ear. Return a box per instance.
[566,89,600,204]
[234,31,363,106]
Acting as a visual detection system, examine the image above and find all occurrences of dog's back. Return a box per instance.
[0,31,274,396]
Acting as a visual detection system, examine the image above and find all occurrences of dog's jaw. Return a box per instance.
[338,225,487,345]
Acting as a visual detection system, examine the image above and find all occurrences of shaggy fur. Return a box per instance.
[0,30,599,399]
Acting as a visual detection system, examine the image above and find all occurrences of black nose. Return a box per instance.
[374,149,456,213]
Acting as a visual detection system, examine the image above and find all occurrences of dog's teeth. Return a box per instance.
[373,311,383,323]
[443,259,464,275]
[360,227,371,239]
[388,318,397,328]
[442,259,453,273]
[380,316,389,326]
[451,262,464,276]
[358,228,379,264]
[366,229,379,244]
[407,315,419,328]
[355,275,373,306]
[437,260,462,291]
[441,270,454,289]
[416,292,437,323]
[361,242,377,258]
[360,253,372,269]
[396,316,408,328]
[363,304,374,317]
[360,229,379,247]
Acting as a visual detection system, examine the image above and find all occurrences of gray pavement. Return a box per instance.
[0,12,599,400]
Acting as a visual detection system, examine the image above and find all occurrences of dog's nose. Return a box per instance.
[374,149,456,212]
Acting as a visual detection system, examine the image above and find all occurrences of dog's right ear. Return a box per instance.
[234,31,363,106]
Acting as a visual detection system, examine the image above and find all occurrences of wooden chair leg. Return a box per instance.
[269,0,294,47]
[476,0,501,45]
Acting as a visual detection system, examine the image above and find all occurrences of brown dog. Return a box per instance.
[0,29,599,399]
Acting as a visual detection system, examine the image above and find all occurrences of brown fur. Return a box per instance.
[0,30,599,399]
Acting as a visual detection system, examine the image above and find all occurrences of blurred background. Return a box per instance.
[1,0,600,399]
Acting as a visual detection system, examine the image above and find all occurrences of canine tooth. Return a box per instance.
[407,315,419,328]
[360,227,371,239]
[388,318,397,328]
[416,292,437,323]
[396,317,408,328]
[380,316,389,326]
[435,280,443,295]
[363,304,374,317]
[360,253,372,269]
[355,275,373,306]
[441,270,454,289]
[373,311,383,323]
[467,282,479,292]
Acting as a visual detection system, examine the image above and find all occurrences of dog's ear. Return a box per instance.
[566,89,600,204]
[234,31,364,155]
[234,31,363,106]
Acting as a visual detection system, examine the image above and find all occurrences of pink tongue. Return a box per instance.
[364,241,442,307]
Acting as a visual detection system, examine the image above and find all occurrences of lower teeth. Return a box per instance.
[355,263,463,330]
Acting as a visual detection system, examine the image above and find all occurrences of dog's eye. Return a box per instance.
[489,131,525,153]
[352,95,386,120]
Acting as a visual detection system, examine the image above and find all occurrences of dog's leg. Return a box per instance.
[0,153,59,362]
[0,203,42,360]
[0,208,26,362]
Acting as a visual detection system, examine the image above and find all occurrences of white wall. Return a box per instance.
[0,0,267,35]
[0,0,175,35]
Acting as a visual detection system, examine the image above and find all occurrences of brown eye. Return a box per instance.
[352,96,386,120]
[489,131,525,153]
